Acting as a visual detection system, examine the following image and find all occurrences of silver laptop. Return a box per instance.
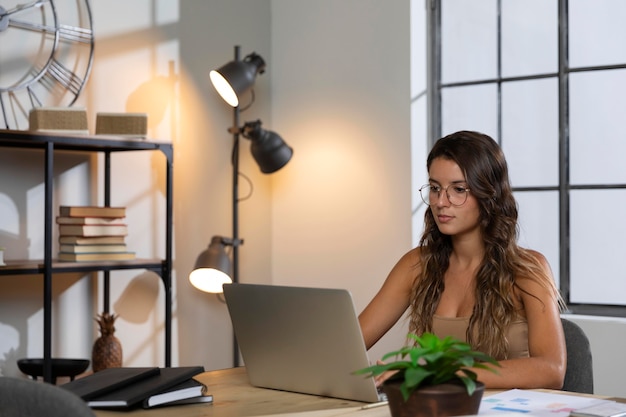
[222,283,381,403]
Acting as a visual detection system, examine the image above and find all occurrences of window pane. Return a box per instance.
[502,78,559,187]
[570,190,626,305]
[516,191,560,288]
[570,0,626,68]
[570,69,626,185]
[501,0,558,78]
[441,0,497,83]
[441,84,498,138]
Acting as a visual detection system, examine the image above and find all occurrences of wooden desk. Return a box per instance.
[93,367,624,417]
[93,367,369,417]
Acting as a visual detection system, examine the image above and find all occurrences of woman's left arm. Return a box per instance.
[472,254,566,389]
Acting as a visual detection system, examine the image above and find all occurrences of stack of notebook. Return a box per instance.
[61,366,212,409]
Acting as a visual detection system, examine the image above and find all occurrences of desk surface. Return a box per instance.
[93,367,369,417]
[92,367,622,417]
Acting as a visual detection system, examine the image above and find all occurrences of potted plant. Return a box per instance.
[356,332,500,417]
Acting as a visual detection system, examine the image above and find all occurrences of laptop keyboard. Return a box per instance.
[377,387,388,401]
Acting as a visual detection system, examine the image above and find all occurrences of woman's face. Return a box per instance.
[427,157,481,238]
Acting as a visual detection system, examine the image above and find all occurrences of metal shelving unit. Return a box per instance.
[0,130,173,382]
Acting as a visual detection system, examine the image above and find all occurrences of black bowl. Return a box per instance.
[17,358,90,383]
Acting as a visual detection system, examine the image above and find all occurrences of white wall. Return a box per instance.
[269,0,412,362]
[0,0,624,399]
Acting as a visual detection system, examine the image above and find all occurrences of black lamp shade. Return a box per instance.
[209,53,266,107]
[189,236,232,293]
[243,120,293,174]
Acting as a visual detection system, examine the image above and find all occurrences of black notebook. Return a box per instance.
[157,393,214,407]
[87,366,205,409]
[60,367,160,400]
[142,378,207,408]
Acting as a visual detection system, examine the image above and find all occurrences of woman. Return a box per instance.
[358,130,566,389]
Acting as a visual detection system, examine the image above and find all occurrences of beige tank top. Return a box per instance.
[432,315,529,360]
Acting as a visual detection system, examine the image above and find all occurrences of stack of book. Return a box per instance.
[61,366,213,409]
[57,206,135,262]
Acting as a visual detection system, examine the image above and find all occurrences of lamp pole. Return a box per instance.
[230,45,241,368]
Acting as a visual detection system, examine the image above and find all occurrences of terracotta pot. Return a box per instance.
[382,380,485,417]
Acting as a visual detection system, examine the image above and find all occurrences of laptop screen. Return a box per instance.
[223,283,381,403]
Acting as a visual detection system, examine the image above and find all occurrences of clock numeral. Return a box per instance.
[59,24,93,44]
[40,59,85,97]
[26,85,44,107]
[0,90,33,130]
[9,20,93,44]
[0,93,9,129]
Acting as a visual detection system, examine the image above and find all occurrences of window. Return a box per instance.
[414,0,626,316]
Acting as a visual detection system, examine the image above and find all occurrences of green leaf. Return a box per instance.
[458,375,477,396]
[404,367,432,389]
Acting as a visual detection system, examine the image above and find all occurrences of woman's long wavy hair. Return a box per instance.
[408,131,562,359]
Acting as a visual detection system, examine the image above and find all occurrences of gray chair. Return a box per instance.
[0,376,95,417]
[561,317,594,394]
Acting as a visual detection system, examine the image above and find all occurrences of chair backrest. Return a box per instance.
[561,317,594,394]
[0,376,95,417]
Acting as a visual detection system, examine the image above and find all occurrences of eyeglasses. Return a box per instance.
[419,184,470,207]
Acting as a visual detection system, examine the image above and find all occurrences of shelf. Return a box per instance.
[0,129,172,156]
[0,129,173,382]
[0,259,166,276]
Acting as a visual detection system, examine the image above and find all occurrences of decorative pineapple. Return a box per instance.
[91,312,123,372]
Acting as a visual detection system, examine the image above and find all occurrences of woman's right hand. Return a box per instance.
[373,360,398,387]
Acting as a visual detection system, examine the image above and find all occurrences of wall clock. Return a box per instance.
[0,0,94,130]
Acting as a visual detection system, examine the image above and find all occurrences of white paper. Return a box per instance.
[480,389,609,417]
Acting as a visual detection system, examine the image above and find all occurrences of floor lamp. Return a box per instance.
[189,45,293,368]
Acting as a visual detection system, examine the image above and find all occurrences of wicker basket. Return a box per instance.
[29,107,89,134]
[95,112,148,137]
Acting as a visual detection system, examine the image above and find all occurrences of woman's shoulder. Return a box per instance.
[518,248,552,271]
[514,248,558,293]
[388,246,423,281]
[398,245,422,266]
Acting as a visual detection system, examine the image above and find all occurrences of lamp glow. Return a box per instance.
[209,70,239,107]
[189,268,232,293]
[189,236,233,294]
[209,52,266,108]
